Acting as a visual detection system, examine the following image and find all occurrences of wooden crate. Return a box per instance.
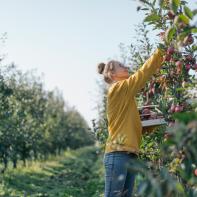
[141,118,167,127]
[138,105,167,127]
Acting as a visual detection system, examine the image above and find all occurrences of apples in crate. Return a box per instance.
[138,105,167,127]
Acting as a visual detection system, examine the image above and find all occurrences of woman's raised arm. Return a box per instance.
[125,48,164,97]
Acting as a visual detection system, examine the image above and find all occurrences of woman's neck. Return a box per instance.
[108,81,117,88]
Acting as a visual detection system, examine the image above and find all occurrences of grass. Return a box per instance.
[0,146,105,197]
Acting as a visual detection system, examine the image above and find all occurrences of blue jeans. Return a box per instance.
[103,151,137,197]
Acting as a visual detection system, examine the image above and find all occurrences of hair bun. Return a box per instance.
[97,62,105,74]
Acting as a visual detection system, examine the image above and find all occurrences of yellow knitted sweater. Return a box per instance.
[105,48,164,154]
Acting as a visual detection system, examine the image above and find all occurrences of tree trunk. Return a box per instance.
[34,150,38,160]
[13,159,17,169]
[58,147,61,155]
[23,159,26,167]
[3,157,8,170]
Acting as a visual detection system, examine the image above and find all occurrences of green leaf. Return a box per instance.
[144,13,161,23]
[192,45,197,51]
[157,43,166,51]
[147,142,154,147]
[179,14,190,25]
[141,8,149,11]
[183,6,193,19]
[139,0,151,6]
[172,112,197,124]
[180,0,187,5]
[138,181,149,195]
[177,31,189,42]
[170,0,180,13]
[159,0,165,7]
[174,0,181,7]
[191,27,197,33]
[193,9,197,16]
[165,26,176,42]
[176,88,185,92]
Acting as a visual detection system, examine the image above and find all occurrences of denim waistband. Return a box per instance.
[105,151,138,158]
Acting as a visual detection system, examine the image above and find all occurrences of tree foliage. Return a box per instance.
[0,62,94,172]
[94,0,197,195]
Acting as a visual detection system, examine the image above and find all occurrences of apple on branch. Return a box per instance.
[183,34,194,46]
[194,169,197,177]
[185,64,191,71]
[167,10,175,20]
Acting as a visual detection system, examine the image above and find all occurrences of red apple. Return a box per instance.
[142,109,150,120]
[185,64,191,71]
[167,46,175,55]
[167,11,175,20]
[194,169,197,176]
[176,61,182,68]
[180,105,184,111]
[142,108,150,115]
[176,61,182,73]
[185,55,193,61]
[164,54,171,62]
[174,106,179,112]
[193,64,197,70]
[170,104,176,113]
[183,35,194,46]
[187,35,194,44]
[175,105,182,112]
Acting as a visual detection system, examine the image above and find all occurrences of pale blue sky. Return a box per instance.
[0,0,196,126]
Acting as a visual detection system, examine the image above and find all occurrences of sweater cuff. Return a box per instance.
[156,48,165,63]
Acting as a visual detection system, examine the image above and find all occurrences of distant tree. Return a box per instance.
[0,62,95,171]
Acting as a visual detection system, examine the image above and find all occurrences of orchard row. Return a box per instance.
[0,63,94,172]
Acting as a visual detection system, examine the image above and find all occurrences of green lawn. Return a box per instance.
[0,146,104,197]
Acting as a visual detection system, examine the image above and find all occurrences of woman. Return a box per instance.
[97,48,164,197]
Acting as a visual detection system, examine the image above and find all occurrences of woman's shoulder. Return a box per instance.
[108,80,127,96]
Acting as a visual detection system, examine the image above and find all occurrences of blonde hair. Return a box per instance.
[97,60,116,84]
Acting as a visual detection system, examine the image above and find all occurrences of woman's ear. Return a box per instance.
[108,72,115,80]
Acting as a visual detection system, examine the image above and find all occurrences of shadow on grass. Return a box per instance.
[1,146,104,197]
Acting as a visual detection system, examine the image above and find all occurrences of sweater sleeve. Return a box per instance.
[125,48,164,97]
